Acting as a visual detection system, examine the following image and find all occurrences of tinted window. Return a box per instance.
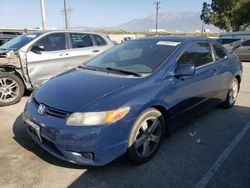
[242,40,250,47]
[213,44,227,60]
[86,39,180,73]
[93,34,107,46]
[36,33,66,51]
[178,42,213,67]
[70,33,93,48]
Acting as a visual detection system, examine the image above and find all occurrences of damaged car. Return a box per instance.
[0,30,114,106]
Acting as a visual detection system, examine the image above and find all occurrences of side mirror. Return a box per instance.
[174,63,195,77]
[30,44,45,54]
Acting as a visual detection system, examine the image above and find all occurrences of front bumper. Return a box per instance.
[23,101,134,166]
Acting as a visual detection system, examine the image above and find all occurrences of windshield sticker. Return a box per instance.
[26,34,37,38]
[157,41,181,46]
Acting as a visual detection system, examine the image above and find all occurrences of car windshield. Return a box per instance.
[0,32,41,50]
[84,39,180,74]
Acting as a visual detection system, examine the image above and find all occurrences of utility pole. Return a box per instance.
[40,0,46,30]
[64,0,69,30]
[155,1,161,35]
[201,21,205,36]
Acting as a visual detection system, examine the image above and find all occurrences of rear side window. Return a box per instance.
[213,44,227,61]
[92,34,107,46]
[177,42,213,67]
[36,33,66,51]
[242,40,250,47]
[70,33,93,48]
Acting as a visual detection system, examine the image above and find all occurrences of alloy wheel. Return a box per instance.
[228,79,239,105]
[134,117,162,158]
[0,77,20,103]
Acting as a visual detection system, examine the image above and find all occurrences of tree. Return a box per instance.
[231,0,250,30]
[201,0,250,31]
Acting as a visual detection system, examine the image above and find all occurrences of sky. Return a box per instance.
[0,0,211,29]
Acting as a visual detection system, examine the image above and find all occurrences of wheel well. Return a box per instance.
[0,67,26,90]
[235,75,241,84]
[151,105,170,135]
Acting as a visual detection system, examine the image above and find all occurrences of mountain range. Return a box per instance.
[74,11,220,32]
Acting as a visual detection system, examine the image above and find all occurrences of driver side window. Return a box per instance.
[34,33,66,51]
[177,42,213,67]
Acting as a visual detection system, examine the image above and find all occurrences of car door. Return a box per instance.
[26,32,71,86]
[66,32,103,68]
[211,42,232,100]
[234,40,250,61]
[169,41,221,125]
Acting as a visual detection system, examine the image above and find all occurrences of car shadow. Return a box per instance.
[12,105,250,187]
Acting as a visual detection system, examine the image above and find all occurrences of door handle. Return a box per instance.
[59,52,68,56]
[92,50,100,53]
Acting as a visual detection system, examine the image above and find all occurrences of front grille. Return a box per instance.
[33,98,70,118]
[46,108,69,118]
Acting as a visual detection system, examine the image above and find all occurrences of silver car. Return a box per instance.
[0,30,114,106]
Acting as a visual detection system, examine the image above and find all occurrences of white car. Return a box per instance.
[0,30,114,106]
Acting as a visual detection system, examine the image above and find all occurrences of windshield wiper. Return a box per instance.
[78,66,98,71]
[106,67,142,77]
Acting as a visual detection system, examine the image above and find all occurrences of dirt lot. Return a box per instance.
[0,63,250,188]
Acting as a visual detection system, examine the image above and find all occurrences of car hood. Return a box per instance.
[0,49,9,55]
[0,49,21,68]
[34,69,139,112]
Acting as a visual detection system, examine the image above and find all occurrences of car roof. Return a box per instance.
[135,35,212,43]
[23,30,108,36]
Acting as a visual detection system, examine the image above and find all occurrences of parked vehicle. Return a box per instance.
[0,30,114,106]
[216,38,240,45]
[219,31,250,40]
[23,36,242,166]
[0,34,17,46]
[225,39,250,61]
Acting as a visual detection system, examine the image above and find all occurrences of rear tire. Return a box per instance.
[220,78,239,108]
[127,108,165,165]
[0,73,24,107]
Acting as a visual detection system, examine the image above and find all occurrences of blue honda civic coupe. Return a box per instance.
[23,36,242,166]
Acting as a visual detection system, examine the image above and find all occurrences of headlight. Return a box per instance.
[66,107,130,126]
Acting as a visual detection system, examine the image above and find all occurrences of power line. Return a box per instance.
[154,1,161,35]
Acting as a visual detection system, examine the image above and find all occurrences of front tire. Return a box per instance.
[220,78,239,108]
[0,73,25,107]
[127,108,165,165]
